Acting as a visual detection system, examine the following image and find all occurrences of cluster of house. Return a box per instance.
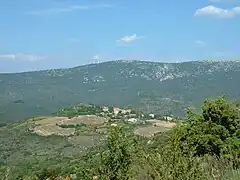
[101,106,173,124]
[102,106,132,115]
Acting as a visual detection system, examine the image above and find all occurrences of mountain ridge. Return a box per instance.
[1,59,240,74]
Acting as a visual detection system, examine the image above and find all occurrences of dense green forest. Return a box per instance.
[1,97,239,179]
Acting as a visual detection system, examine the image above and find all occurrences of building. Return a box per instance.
[163,116,173,121]
[149,114,155,118]
[113,107,121,115]
[102,106,109,112]
[127,118,138,123]
[121,109,131,114]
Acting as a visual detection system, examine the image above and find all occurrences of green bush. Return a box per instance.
[74,97,240,179]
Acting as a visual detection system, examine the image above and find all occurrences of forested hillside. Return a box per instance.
[0,60,240,123]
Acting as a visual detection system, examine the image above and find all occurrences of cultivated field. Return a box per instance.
[34,125,75,136]
[146,120,176,128]
[32,115,106,136]
[134,120,176,137]
[134,126,168,137]
[35,117,68,126]
[63,115,106,126]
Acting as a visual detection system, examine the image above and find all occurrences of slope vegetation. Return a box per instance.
[0,60,240,123]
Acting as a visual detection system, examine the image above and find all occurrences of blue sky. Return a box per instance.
[0,0,239,72]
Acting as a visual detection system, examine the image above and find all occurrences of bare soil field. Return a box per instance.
[134,126,168,137]
[63,115,106,126]
[35,117,68,126]
[134,120,176,137]
[34,125,75,136]
[146,120,176,128]
[32,115,106,136]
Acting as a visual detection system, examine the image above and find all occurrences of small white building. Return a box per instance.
[113,107,121,115]
[121,109,131,114]
[149,114,155,118]
[163,116,173,121]
[102,106,109,112]
[127,118,138,123]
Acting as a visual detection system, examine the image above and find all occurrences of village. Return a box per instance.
[101,105,174,124]
[26,103,176,138]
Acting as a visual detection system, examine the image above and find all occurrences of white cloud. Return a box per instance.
[116,34,143,45]
[0,53,46,62]
[25,4,114,15]
[233,6,240,14]
[195,40,205,47]
[194,5,240,18]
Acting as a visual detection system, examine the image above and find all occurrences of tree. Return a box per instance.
[202,97,240,135]
[176,97,240,158]
[97,125,137,180]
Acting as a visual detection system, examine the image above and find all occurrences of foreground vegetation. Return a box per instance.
[2,96,239,179]
[74,97,240,180]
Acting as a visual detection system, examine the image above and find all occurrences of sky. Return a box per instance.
[0,0,240,72]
